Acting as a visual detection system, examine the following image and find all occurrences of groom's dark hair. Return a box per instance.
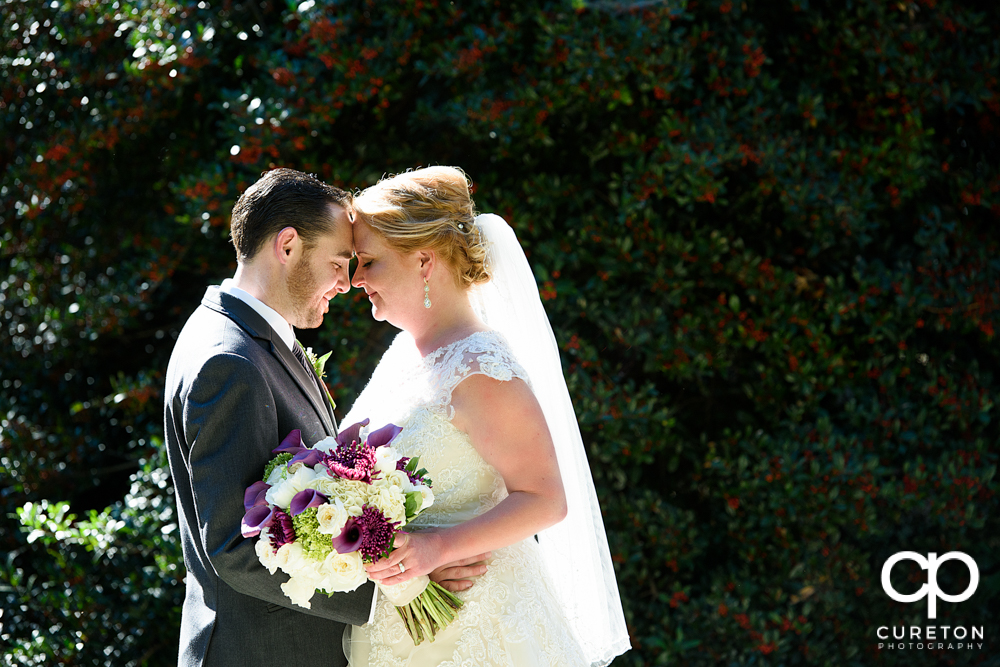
[229,168,352,262]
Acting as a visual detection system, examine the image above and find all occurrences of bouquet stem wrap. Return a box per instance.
[380,576,463,645]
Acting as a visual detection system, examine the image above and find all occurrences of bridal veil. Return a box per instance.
[469,213,630,666]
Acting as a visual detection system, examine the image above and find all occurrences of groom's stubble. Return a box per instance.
[286,247,326,329]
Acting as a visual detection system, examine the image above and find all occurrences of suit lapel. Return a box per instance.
[202,288,337,436]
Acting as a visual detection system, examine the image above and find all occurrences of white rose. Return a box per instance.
[369,485,406,525]
[317,550,367,592]
[274,541,309,577]
[281,574,319,609]
[374,468,413,493]
[313,435,339,454]
[265,463,287,486]
[315,500,349,536]
[416,484,435,512]
[255,531,279,575]
[374,446,402,476]
[265,465,319,509]
[305,466,335,489]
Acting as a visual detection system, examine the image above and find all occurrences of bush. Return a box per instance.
[2,0,997,664]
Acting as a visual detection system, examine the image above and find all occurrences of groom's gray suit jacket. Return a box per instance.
[164,287,375,667]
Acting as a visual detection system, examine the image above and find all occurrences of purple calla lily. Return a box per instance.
[241,504,274,538]
[243,481,271,511]
[272,429,305,455]
[288,448,325,469]
[366,423,403,449]
[289,489,329,516]
[335,419,370,447]
[330,505,397,560]
[331,516,363,554]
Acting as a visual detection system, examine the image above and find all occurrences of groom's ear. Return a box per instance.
[274,227,300,265]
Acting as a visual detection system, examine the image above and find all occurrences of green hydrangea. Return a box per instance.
[291,507,333,560]
[263,453,293,483]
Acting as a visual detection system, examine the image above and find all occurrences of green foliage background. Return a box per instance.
[2,0,999,664]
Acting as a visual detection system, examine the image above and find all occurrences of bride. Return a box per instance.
[342,167,629,666]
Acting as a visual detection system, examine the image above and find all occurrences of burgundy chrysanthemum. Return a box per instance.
[324,439,378,483]
[269,508,296,553]
[355,505,398,562]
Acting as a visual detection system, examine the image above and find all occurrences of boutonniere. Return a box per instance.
[300,344,336,410]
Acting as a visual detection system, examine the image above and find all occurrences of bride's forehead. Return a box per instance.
[351,222,377,252]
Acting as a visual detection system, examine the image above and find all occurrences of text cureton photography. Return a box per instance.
[875,551,985,654]
[876,625,984,651]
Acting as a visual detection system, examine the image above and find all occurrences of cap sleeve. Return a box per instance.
[431,331,530,420]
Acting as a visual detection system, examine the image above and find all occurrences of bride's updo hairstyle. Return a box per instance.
[354,166,490,288]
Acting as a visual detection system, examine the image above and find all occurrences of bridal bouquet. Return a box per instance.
[241,419,463,645]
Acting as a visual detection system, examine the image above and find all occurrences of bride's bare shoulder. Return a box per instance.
[448,371,536,435]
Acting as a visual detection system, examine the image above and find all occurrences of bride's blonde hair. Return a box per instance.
[354,166,490,288]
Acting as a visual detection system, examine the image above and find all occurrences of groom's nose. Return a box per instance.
[334,272,350,294]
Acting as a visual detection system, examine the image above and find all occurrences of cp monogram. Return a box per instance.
[881,551,979,619]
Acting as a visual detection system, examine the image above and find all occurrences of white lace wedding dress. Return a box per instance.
[343,329,588,667]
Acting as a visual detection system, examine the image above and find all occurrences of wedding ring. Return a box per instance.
[398,562,406,574]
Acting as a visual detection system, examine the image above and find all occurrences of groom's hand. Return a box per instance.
[428,552,491,592]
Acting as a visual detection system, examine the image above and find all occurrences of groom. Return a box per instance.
[163,168,375,666]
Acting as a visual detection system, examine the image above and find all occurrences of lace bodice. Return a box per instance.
[345,330,530,528]
[344,330,588,667]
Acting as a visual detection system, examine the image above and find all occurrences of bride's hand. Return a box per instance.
[364,532,445,586]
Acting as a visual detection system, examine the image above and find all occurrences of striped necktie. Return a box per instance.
[291,343,316,378]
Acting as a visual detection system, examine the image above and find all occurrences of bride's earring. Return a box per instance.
[423,277,431,309]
